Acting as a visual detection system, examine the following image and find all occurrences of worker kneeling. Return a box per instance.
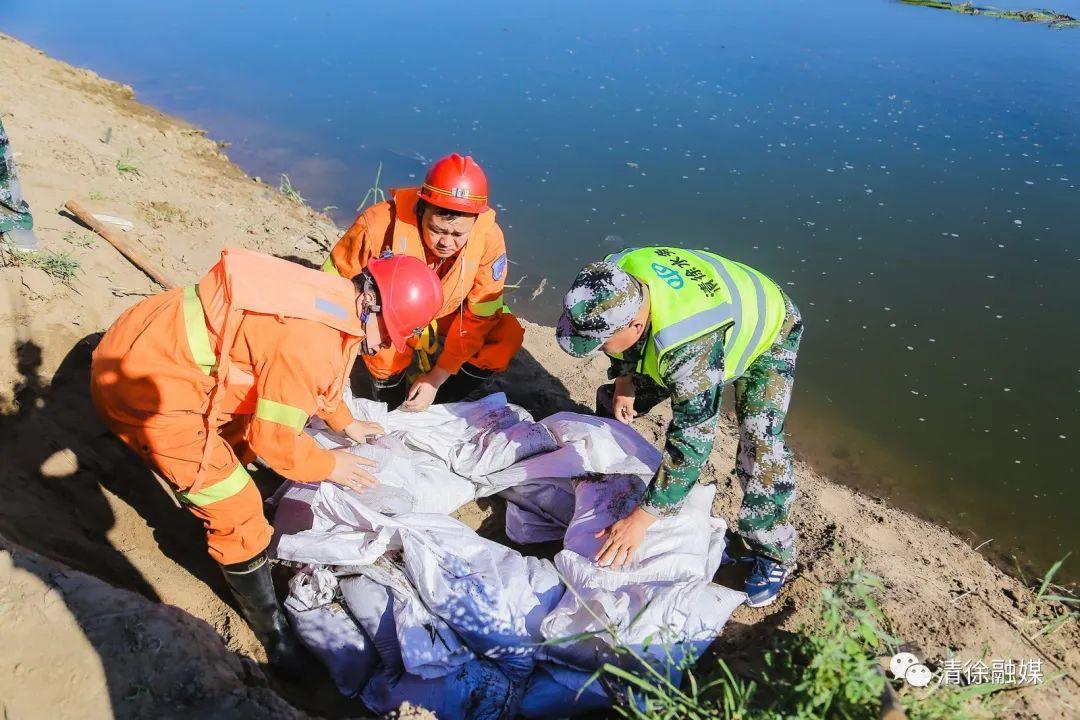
[323,153,524,411]
[557,246,804,608]
[90,247,442,676]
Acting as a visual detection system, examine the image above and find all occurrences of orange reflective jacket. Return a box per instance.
[325,187,510,373]
[189,248,364,484]
[87,249,366,491]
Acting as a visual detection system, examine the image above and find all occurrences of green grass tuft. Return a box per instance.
[2,238,81,282]
[116,148,141,176]
[279,173,305,205]
[547,553,1024,719]
[355,162,387,211]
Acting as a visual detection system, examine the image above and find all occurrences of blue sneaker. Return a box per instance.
[743,555,794,607]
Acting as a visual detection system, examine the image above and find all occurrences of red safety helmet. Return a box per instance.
[418,153,490,214]
[366,255,444,352]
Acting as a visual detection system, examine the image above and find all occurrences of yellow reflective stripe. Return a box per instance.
[182,285,217,375]
[469,294,504,317]
[321,256,341,276]
[255,398,309,432]
[176,464,250,506]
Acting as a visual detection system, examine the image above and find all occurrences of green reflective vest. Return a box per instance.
[607,246,786,386]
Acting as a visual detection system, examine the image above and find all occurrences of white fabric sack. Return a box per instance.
[540,551,745,680]
[379,393,558,483]
[490,413,662,543]
[518,663,611,718]
[308,427,475,516]
[338,574,402,673]
[280,488,563,682]
[354,555,473,679]
[361,660,516,720]
[397,516,564,683]
[500,476,577,544]
[487,413,660,491]
[563,477,721,584]
[304,391,555,515]
[283,567,377,697]
[273,483,398,566]
[273,400,749,716]
[538,477,745,685]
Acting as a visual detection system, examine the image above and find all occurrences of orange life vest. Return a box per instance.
[190,247,365,482]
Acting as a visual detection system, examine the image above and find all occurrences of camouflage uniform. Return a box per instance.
[0,118,36,247]
[558,262,803,565]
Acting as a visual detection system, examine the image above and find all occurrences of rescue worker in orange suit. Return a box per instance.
[89,248,443,676]
[323,153,524,411]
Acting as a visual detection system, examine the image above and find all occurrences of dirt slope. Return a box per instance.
[0,32,1076,719]
[0,535,304,720]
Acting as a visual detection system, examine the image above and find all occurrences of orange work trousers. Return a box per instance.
[362,310,525,380]
[92,405,272,566]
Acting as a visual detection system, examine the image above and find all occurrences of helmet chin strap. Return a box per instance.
[359,271,382,355]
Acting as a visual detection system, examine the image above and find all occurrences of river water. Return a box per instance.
[5,0,1079,581]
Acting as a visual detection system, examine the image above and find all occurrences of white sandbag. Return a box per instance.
[537,475,744,686]
[361,660,517,720]
[487,414,659,490]
[283,567,377,697]
[398,517,564,683]
[308,428,475,516]
[338,574,401,673]
[564,477,720,584]
[380,394,557,482]
[518,663,611,718]
[273,483,397,566]
[305,391,553,514]
[271,401,749,716]
[355,555,473,679]
[540,550,745,680]
[282,482,565,683]
[500,476,576,544]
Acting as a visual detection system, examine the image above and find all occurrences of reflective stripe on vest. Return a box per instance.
[176,463,250,506]
[609,247,783,384]
[321,256,341,276]
[468,294,505,317]
[182,285,217,375]
[686,249,769,379]
[255,398,309,432]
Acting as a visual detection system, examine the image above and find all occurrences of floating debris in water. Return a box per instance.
[901,0,1080,27]
[530,277,548,301]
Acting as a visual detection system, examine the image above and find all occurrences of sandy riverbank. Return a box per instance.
[0,33,1076,719]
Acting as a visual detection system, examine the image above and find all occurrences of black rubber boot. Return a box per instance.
[220,553,308,680]
[437,363,495,404]
[370,370,409,410]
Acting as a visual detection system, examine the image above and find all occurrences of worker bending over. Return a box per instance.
[90,248,442,674]
[556,246,804,607]
[323,153,524,411]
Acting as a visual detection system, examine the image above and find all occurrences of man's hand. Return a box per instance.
[344,420,385,444]
[612,375,637,424]
[403,367,451,412]
[326,449,379,494]
[594,505,658,569]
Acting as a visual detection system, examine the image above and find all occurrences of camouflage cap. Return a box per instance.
[556,261,644,357]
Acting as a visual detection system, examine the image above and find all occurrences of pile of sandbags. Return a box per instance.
[270,393,745,718]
